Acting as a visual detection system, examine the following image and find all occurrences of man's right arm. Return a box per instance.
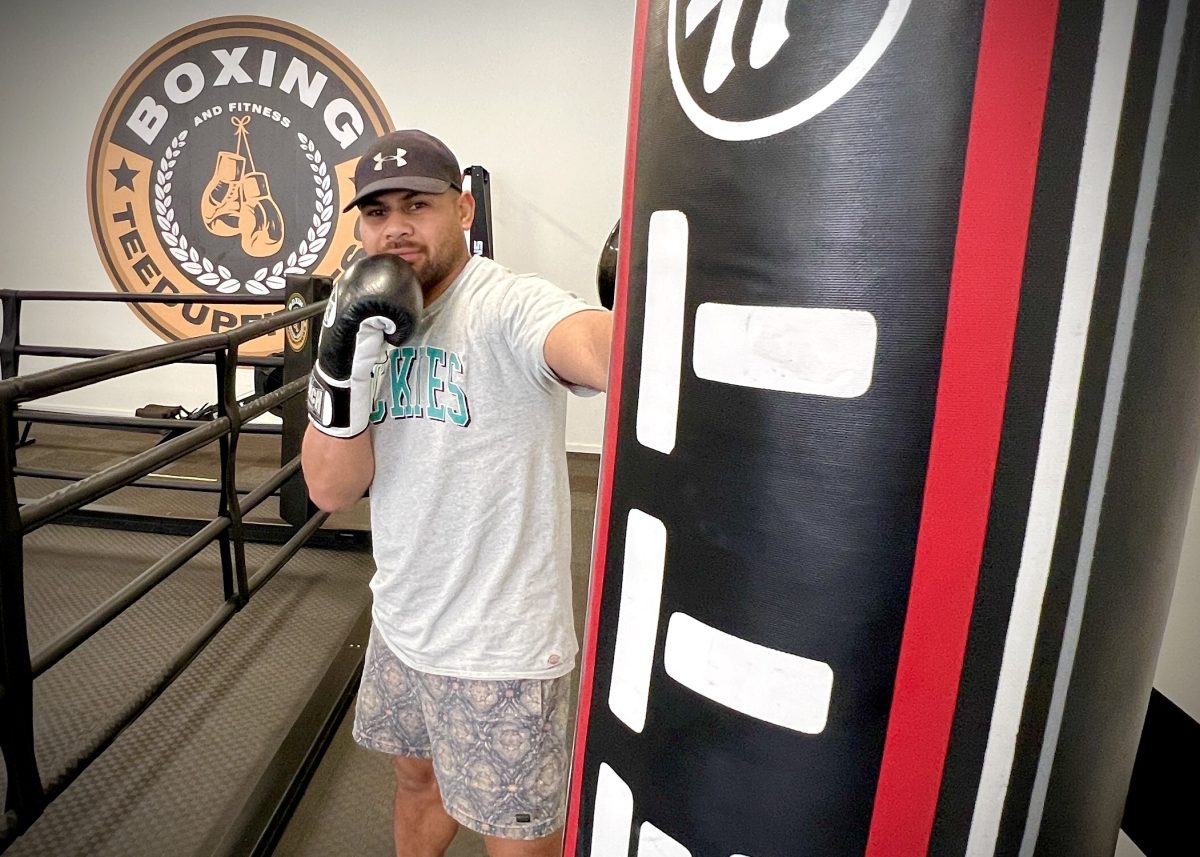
[301,253,423,512]
[301,424,375,512]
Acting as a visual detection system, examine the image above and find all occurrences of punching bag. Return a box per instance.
[567,2,1200,856]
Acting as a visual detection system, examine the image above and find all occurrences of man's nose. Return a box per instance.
[383,211,413,239]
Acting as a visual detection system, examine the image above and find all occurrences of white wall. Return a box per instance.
[1115,830,1145,857]
[0,0,634,452]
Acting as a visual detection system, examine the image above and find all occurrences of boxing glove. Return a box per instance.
[238,172,285,257]
[596,218,619,311]
[307,254,424,438]
[202,151,246,237]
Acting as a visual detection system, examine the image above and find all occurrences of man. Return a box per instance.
[302,128,612,857]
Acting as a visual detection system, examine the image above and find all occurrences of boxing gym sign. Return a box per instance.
[87,16,391,356]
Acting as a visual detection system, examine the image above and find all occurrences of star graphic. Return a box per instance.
[108,159,138,192]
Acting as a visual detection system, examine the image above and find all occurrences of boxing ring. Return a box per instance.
[0,154,509,855]
[0,289,376,856]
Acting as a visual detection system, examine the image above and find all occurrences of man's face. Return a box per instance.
[357,188,474,302]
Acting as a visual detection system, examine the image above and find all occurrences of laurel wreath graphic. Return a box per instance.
[154,130,335,295]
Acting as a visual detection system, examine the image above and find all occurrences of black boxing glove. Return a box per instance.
[307,254,424,438]
[596,218,619,311]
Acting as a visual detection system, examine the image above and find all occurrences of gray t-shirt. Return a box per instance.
[366,254,596,679]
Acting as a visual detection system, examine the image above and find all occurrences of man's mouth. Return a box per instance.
[384,247,422,263]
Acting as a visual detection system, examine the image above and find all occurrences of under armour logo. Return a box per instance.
[373,148,407,170]
[685,0,790,94]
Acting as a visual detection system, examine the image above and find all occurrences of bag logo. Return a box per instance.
[668,0,912,141]
[87,16,393,356]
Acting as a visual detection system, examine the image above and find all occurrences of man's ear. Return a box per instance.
[457,190,476,229]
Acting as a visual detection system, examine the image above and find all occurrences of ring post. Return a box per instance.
[279,275,331,527]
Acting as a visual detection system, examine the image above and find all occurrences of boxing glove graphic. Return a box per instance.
[238,171,285,257]
[307,254,425,438]
[201,151,246,237]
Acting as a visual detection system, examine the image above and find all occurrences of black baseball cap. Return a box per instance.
[341,129,463,212]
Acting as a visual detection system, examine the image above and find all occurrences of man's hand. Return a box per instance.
[308,254,424,437]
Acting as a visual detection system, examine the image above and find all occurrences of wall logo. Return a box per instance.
[667,0,911,141]
[87,16,392,356]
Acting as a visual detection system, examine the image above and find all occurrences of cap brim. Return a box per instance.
[341,176,456,212]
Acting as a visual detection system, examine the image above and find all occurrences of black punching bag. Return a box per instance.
[567,1,1200,856]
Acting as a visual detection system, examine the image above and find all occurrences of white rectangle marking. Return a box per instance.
[591,763,634,856]
[693,303,877,397]
[639,822,691,857]
[664,612,833,734]
[636,210,689,454]
[608,509,667,733]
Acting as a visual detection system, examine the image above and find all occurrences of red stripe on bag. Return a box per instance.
[866,0,1061,853]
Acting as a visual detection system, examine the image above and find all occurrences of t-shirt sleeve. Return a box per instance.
[499,274,600,394]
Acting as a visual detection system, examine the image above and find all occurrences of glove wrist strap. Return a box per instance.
[307,365,367,438]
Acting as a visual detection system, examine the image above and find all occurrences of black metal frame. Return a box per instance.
[1,285,336,532]
[1,291,286,451]
[0,289,285,377]
[0,299,349,848]
[465,165,494,259]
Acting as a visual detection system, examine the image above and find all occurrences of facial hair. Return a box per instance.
[409,229,468,295]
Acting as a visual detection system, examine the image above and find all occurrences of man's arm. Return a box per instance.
[544,308,613,392]
[301,423,375,512]
[302,253,423,512]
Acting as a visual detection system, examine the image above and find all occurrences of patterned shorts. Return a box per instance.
[352,625,571,840]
